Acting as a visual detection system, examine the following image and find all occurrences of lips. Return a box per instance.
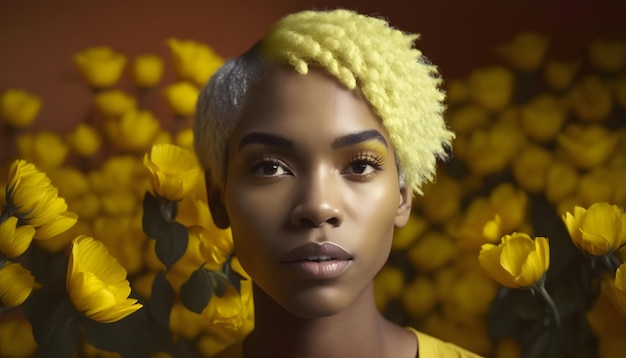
[282,242,353,280]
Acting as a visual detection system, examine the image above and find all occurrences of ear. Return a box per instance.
[394,185,412,227]
[205,171,230,229]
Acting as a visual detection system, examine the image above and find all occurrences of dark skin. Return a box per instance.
[207,68,418,358]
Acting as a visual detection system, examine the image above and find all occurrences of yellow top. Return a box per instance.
[213,327,483,357]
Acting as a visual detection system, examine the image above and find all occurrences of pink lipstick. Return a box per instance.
[282,242,353,279]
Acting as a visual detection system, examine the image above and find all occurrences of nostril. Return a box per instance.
[298,218,320,228]
[326,217,340,227]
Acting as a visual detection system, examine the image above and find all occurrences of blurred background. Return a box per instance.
[1,0,625,134]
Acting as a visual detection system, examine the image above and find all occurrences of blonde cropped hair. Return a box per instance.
[194,9,453,194]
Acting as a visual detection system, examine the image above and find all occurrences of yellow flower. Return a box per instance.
[447,104,489,135]
[562,202,626,257]
[467,66,515,112]
[144,144,201,201]
[512,144,553,193]
[66,235,142,323]
[419,174,461,223]
[0,216,35,258]
[131,54,164,89]
[519,94,567,142]
[167,38,223,86]
[17,131,69,170]
[162,81,200,117]
[407,231,456,272]
[401,275,437,318]
[0,318,37,357]
[175,128,195,153]
[104,110,160,152]
[6,160,78,240]
[66,123,102,157]
[95,89,137,118]
[445,79,469,105]
[198,225,234,268]
[577,170,614,208]
[569,76,613,122]
[464,121,526,175]
[73,47,127,89]
[0,89,42,128]
[545,161,579,204]
[479,232,550,288]
[485,183,528,239]
[495,32,549,71]
[589,39,626,73]
[0,262,35,307]
[606,263,626,319]
[392,214,428,250]
[557,124,620,170]
[543,60,581,91]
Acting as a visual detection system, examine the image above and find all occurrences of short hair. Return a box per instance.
[194,9,453,195]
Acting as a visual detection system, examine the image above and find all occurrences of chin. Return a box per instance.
[277,285,354,319]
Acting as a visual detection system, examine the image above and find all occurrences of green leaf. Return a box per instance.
[180,266,214,313]
[222,257,247,294]
[154,221,188,271]
[211,271,230,297]
[83,296,151,358]
[142,192,168,240]
[150,272,174,328]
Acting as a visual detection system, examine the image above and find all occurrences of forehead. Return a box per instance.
[231,68,389,142]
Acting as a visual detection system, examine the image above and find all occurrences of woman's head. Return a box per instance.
[194,9,453,195]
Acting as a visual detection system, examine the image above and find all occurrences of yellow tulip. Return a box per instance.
[445,79,469,105]
[162,81,200,117]
[203,266,253,338]
[512,144,553,193]
[606,263,626,319]
[408,231,456,272]
[131,54,164,89]
[447,104,489,135]
[557,124,620,170]
[0,318,37,357]
[0,216,35,258]
[562,202,626,257]
[449,269,498,316]
[104,110,160,152]
[543,60,581,91]
[467,66,515,112]
[94,89,137,118]
[0,89,42,128]
[479,232,550,288]
[544,161,579,204]
[66,123,102,157]
[0,262,35,307]
[143,144,201,201]
[198,224,234,268]
[569,76,613,122]
[66,235,142,323]
[464,122,526,175]
[489,183,528,235]
[17,131,69,170]
[73,47,127,89]
[589,39,626,73]
[89,156,139,194]
[495,32,549,71]
[519,94,567,142]
[5,160,78,240]
[167,38,223,86]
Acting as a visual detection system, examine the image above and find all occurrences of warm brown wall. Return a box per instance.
[1,0,625,135]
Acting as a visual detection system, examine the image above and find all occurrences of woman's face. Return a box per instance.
[212,68,412,318]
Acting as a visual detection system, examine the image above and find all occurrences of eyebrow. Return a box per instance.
[331,129,388,149]
[237,129,388,152]
[238,132,294,152]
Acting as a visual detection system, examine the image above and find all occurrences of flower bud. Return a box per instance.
[0,262,35,307]
[66,123,102,157]
[562,202,626,257]
[73,47,126,89]
[0,89,42,128]
[162,81,200,117]
[131,54,164,89]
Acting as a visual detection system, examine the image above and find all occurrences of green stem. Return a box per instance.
[536,283,561,328]
[602,253,622,274]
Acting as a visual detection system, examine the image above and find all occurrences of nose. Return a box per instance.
[289,170,343,228]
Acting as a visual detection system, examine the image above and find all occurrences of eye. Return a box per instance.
[345,160,377,175]
[342,153,384,177]
[250,158,292,177]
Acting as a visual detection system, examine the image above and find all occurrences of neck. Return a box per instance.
[244,282,403,358]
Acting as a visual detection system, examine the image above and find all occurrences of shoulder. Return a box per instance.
[406,327,485,358]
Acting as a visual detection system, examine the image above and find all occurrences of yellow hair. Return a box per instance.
[262,9,454,194]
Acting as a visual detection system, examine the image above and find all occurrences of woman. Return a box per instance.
[194,9,482,358]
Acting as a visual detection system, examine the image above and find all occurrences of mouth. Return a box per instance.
[281,242,353,280]
[282,242,353,263]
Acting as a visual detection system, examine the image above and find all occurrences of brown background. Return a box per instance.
[1,0,625,135]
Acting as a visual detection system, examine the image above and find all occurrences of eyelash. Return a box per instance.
[342,152,385,177]
[249,156,292,177]
[247,152,385,178]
